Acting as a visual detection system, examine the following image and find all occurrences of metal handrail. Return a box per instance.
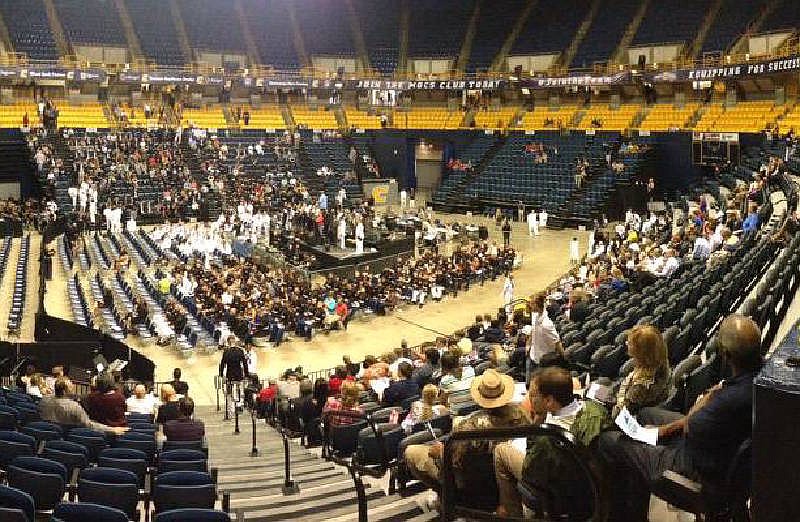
[439,424,603,522]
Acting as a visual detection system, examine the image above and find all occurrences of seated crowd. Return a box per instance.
[255,156,781,519]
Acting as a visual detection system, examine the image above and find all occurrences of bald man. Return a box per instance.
[126,384,158,415]
[598,314,762,521]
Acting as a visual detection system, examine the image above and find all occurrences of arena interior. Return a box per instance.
[0,0,799,520]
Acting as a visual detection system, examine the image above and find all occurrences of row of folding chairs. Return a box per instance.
[8,235,29,335]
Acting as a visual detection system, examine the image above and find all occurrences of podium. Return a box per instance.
[753,333,800,521]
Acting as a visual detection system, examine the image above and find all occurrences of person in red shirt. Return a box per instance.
[83,373,127,427]
[335,299,349,330]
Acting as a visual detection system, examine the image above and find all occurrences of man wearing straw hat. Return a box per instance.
[404,369,530,489]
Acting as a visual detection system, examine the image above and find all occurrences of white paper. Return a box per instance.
[615,407,659,446]
[511,437,527,454]
[370,377,391,401]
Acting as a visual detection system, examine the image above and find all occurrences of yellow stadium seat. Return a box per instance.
[291,106,338,129]
[518,106,580,130]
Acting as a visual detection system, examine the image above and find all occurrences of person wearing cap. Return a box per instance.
[404,369,530,489]
[598,314,762,521]
[493,367,608,517]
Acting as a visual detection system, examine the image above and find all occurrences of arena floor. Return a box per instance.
[44,213,587,406]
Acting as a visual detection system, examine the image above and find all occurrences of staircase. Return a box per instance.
[455,0,482,73]
[398,0,411,73]
[113,0,143,62]
[235,0,262,65]
[42,0,72,59]
[612,0,651,63]
[557,0,602,71]
[168,0,193,64]
[684,0,725,60]
[490,0,538,72]
[287,2,310,69]
[197,406,432,522]
[345,0,370,72]
[433,135,507,211]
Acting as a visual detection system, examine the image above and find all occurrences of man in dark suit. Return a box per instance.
[164,397,205,441]
[170,368,189,396]
[219,340,249,418]
[383,362,420,407]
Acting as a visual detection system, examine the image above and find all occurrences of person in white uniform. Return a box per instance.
[538,209,548,228]
[569,237,580,265]
[527,210,539,237]
[338,215,347,250]
[68,185,78,209]
[354,219,365,254]
[400,189,407,209]
[502,274,514,313]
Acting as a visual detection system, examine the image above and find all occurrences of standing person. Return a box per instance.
[245,344,259,378]
[219,340,249,419]
[355,218,365,254]
[170,368,189,396]
[502,274,514,314]
[569,236,580,265]
[527,292,562,386]
[338,214,347,250]
[539,208,548,228]
[527,209,539,237]
[517,201,525,223]
[400,189,407,210]
[502,218,512,247]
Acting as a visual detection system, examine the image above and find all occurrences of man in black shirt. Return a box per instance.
[219,340,248,418]
[170,368,189,396]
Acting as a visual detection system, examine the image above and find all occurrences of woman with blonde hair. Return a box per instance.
[402,384,449,432]
[612,324,670,418]
[323,380,364,426]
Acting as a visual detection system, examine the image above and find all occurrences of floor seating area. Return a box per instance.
[7,235,29,336]
[393,108,461,130]
[638,103,699,131]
